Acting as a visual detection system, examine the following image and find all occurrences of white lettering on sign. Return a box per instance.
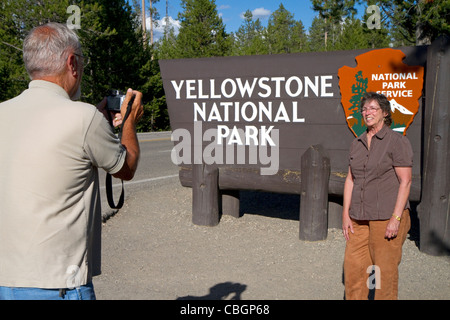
[371,72,418,99]
[170,74,335,175]
[193,101,305,123]
[171,75,334,100]
[371,73,419,81]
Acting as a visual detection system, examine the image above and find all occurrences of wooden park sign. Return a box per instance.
[159,36,449,255]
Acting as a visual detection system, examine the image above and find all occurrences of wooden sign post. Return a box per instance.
[417,36,450,256]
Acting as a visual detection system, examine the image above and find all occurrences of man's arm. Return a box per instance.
[113,89,144,181]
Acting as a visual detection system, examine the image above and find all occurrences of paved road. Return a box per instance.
[100,131,177,186]
[99,131,179,220]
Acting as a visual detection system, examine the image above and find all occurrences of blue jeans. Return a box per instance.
[0,283,96,300]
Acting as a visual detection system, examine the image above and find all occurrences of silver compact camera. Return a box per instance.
[106,89,125,112]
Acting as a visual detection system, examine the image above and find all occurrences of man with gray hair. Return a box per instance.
[0,22,143,299]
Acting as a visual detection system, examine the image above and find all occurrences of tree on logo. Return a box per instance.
[348,70,367,136]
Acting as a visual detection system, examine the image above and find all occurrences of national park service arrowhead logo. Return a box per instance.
[338,48,424,137]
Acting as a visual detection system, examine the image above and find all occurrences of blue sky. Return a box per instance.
[145,0,367,41]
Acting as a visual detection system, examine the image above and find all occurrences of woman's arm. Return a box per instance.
[385,166,412,239]
[342,166,354,240]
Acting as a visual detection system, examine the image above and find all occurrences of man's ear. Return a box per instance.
[66,53,78,76]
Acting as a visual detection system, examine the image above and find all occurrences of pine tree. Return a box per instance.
[232,10,267,56]
[0,0,168,130]
[155,27,179,59]
[308,16,327,52]
[0,0,71,101]
[311,0,358,50]
[349,70,368,136]
[376,0,450,45]
[175,0,230,58]
[266,4,307,54]
[292,20,308,53]
[334,18,369,51]
[77,0,149,103]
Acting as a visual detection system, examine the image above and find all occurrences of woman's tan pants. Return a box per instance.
[344,209,411,300]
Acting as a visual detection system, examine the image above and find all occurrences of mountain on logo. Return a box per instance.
[389,99,413,133]
[390,99,413,115]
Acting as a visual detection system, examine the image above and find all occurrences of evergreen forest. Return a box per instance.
[0,0,448,131]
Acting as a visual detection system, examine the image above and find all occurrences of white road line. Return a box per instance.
[101,174,179,189]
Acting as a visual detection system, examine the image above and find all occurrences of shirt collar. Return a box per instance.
[373,124,389,140]
[358,124,389,148]
[28,80,70,100]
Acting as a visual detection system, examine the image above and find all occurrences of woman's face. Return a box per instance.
[361,99,387,130]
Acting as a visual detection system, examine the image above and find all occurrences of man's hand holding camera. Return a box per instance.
[120,88,144,126]
[97,88,144,181]
[96,88,143,128]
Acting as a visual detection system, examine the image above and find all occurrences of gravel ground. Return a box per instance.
[94,178,450,300]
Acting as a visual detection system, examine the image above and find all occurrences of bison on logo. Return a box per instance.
[338,48,424,137]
